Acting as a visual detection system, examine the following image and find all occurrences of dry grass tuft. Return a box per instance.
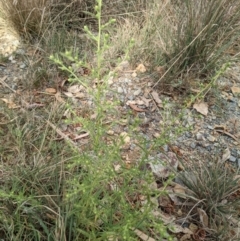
[107,0,240,88]
[178,161,240,240]
[0,0,89,40]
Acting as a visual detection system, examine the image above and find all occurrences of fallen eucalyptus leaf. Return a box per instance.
[231,86,240,96]
[221,148,231,162]
[193,101,208,116]
[197,208,209,227]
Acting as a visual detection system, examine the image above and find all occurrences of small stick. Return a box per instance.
[215,129,240,144]
[46,120,83,153]
[0,76,16,93]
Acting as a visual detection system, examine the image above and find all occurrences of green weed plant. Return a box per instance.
[0,0,176,240]
[49,1,173,239]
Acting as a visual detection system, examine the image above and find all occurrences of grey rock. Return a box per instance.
[237,159,240,167]
[127,95,134,101]
[15,48,25,55]
[228,97,238,103]
[185,132,192,138]
[196,132,204,141]
[205,145,212,151]
[177,136,184,142]
[187,117,194,123]
[19,63,26,69]
[138,113,145,119]
[123,78,131,83]
[10,84,17,90]
[229,155,237,162]
[8,55,14,61]
[130,144,136,150]
[207,125,214,130]
[133,88,141,96]
[228,106,237,112]
[117,87,124,93]
[163,145,168,152]
[231,149,238,157]
[190,142,197,149]
[119,96,125,103]
[207,135,215,142]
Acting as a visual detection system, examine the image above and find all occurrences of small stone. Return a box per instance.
[187,117,194,122]
[75,92,85,99]
[60,123,68,132]
[185,132,192,138]
[231,149,238,157]
[15,48,25,55]
[205,146,212,151]
[163,145,168,152]
[175,119,180,125]
[132,72,137,77]
[229,155,237,162]
[107,130,114,135]
[196,132,204,141]
[11,84,17,90]
[227,95,234,102]
[190,142,196,149]
[119,96,125,102]
[119,60,129,70]
[8,55,14,61]
[130,144,136,150]
[133,88,142,96]
[127,95,134,101]
[237,159,240,167]
[87,100,93,106]
[188,223,198,233]
[177,136,184,142]
[117,87,124,93]
[19,63,26,69]
[124,78,131,83]
[108,76,114,85]
[178,162,184,171]
[207,135,215,142]
[120,132,130,143]
[138,113,145,118]
[207,125,214,130]
[177,209,183,216]
[153,133,160,138]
